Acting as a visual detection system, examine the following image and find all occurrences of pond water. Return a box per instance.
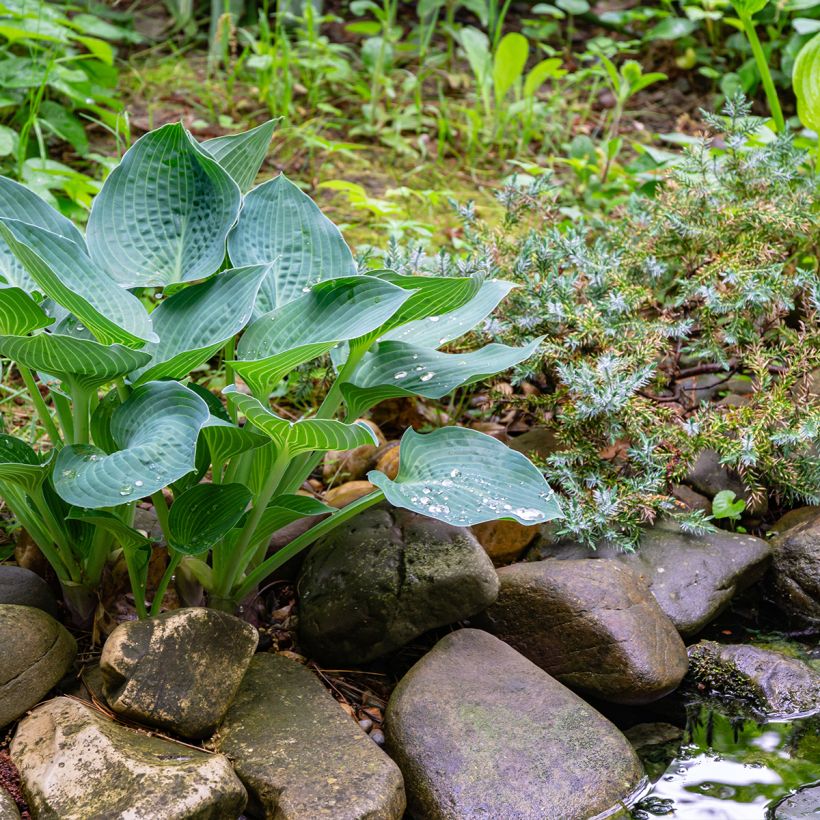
[630,703,819,819]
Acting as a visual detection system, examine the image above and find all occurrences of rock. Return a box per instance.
[687,642,820,717]
[481,559,688,703]
[298,506,499,664]
[11,697,246,819]
[214,653,405,818]
[0,604,76,728]
[671,484,712,515]
[771,506,820,535]
[323,419,385,483]
[100,607,258,739]
[325,480,375,508]
[0,565,58,616]
[471,519,539,564]
[624,722,683,752]
[533,520,771,637]
[772,783,820,819]
[0,789,20,820]
[385,629,645,820]
[685,449,766,513]
[508,426,559,460]
[373,440,400,480]
[768,516,820,625]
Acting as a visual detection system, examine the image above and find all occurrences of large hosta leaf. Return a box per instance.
[0,285,52,335]
[86,123,242,287]
[342,337,542,418]
[224,387,378,456]
[53,381,210,507]
[0,175,85,290]
[227,174,356,311]
[168,482,252,554]
[233,275,412,395]
[0,333,151,390]
[67,509,152,552]
[200,416,267,466]
[202,120,278,193]
[0,434,49,494]
[130,264,268,385]
[0,219,156,347]
[381,279,515,347]
[368,427,562,526]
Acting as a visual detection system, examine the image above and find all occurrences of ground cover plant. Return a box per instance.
[0,118,562,623]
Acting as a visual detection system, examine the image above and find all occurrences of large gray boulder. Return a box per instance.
[768,514,820,626]
[0,604,76,728]
[481,559,688,703]
[385,629,645,819]
[215,653,405,818]
[298,506,499,664]
[0,565,58,616]
[0,789,20,820]
[11,697,246,819]
[100,606,258,739]
[687,642,820,717]
[531,519,771,637]
[772,783,820,819]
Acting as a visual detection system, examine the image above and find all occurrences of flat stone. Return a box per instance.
[298,506,499,665]
[685,449,751,504]
[471,519,539,564]
[768,515,820,626]
[100,607,258,739]
[687,642,820,717]
[11,697,246,819]
[214,653,405,818]
[0,604,76,728]
[0,789,20,819]
[772,783,820,819]
[481,559,688,703]
[532,519,771,637]
[385,629,645,820]
[0,565,58,616]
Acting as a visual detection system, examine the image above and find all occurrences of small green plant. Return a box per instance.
[0,119,562,623]
[712,490,746,528]
[793,31,820,142]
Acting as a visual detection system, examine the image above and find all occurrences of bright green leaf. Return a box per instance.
[493,32,529,101]
[0,434,49,494]
[168,482,252,554]
[0,285,52,335]
[794,32,820,131]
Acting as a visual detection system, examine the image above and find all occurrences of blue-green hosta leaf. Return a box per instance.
[53,381,210,508]
[342,338,543,419]
[0,219,156,347]
[0,434,49,494]
[227,174,356,311]
[87,123,242,287]
[202,119,278,193]
[368,427,562,527]
[0,284,52,335]
[200,416,267,466]
[130,264,269,385]
[233,275,413,395]
[168,482,252,555]
[0,175,86,290]
[224,386,378,456]
[0,334,151,390]
[381,279,515,347]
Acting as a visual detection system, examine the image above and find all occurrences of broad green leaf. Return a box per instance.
[493,32,529,101]
[233,275,413,395]
[202,120,278,193]
[459,27,491,88]
[90,389,120,453]
[0,434,49,494]
[730,0,768,16]
[794,32,820,132]
[381,279,515,347]
[239,493,333,554]
[168,483,252,554]
[53,381,210,507]
[0,175,86,290]
[342,338,542,418]
[130,264,269,385]
[86,123,241,287]
[200,416,267,466]
[227,174,356,311]
[712,490,746,520]
[0,333,151,390]
[224,387,378,455]
[0,219,156,347]
[67,509,152,551]
[368,427,562,526]
[0,284,52,335]
[524,58,566,97]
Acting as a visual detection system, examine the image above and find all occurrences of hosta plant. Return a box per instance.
[0,119,561,623]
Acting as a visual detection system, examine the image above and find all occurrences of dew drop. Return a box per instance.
[393,371,408,380]
[119,485,133,496]
[514,507,543,522]
[428,316,440,322]
[134,480,144,488]
[61,469,76,479]
[450,468,461,478]
[419,372,435,382]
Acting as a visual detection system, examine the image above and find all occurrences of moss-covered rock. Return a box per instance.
[0,604,76,728]
[11,697,246,819]
[214,653,405,818]
[298,506,499,664]
[768,514,820,626]
[100,607,257,739]
[385,629,645,819]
